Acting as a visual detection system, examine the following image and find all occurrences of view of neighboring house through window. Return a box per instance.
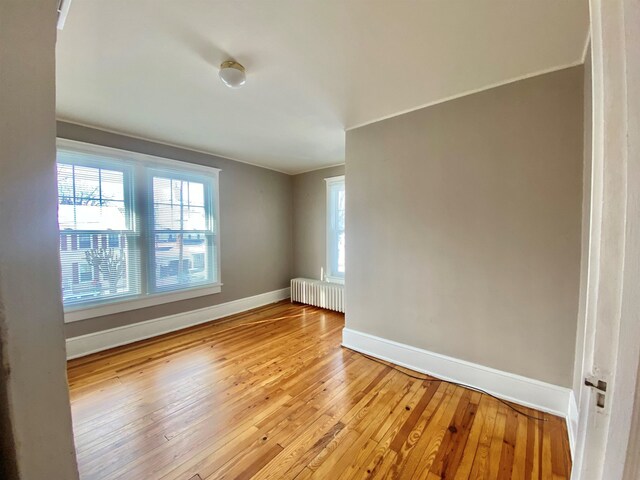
[57,141,220,314]
[326,175,345,283]
[150,173,215,292]
[79,263,94,283]
[108,233,120,248]
[57,160,138,305]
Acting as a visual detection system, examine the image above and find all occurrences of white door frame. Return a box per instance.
[609,0,640,477]
[572,1,640,478]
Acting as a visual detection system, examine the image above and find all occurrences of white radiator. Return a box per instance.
[290,278,345,313]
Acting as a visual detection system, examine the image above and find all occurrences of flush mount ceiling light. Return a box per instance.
[219,61,246,88]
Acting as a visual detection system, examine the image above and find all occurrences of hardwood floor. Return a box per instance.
[67,301,571,479]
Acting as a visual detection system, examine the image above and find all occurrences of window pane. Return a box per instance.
[79,233,91,249]
[57,163,129,231]
[153,233,211,290]
[153,203,182,230]
[59,232,140,305]
[57,163,74,203]
[73,165,101,203]
[183,205,207,230]
[327,178,345,279]
[151,203,207,232]
[151,172,215,292]
[108,233,120,247]
[152,176,208,231]
[79,264,93,283]
[337,189,346,230]
[337,231,345,274]
[153,177,173,203]
[336,188,346,274]
[101,169,125,201]
[188,182,205,207]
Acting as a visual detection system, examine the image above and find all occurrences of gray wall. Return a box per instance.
[0,1,79,478]
[59,122,294,338]
[292,165,345,279]
[345,66,584,387]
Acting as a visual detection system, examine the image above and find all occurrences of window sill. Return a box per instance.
[63,284,222,323]
[324,276,345,285]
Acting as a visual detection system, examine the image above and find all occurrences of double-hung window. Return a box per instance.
[57,140,221,321]
[149,171,215,292]
[325,175,345,283]
[57,156,138,305]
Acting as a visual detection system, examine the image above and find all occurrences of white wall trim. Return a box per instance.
[567,391,579,456]
[64,285,223,323]
[292,163,345,176]
[66,287,290,359]
[342,327,573,419]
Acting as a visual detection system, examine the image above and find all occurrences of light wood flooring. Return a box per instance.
[67,301,571,479]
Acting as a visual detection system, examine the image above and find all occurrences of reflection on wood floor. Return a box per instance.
[67,300,571,479]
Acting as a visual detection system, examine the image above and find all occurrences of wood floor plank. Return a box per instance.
[487,408,508,479]
[467,396,500,479]
[399,384,462,479]
[496,408,518,479]
[67,301,571,479]
[510,410,529,479]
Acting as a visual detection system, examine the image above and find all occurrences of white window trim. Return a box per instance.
[324,275,345,285]
[57,138,222,323]
[64,284,222,322]
[325,175,345,285]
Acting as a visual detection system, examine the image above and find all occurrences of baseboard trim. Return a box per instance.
[66,287,291,359]
[342,328,572,419]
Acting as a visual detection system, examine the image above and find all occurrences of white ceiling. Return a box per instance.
[56,1,589,174]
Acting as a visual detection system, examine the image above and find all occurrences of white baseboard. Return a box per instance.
[342,328,572,419]
[66,287,291,359]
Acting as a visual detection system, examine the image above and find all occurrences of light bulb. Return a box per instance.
[219,61,246,88]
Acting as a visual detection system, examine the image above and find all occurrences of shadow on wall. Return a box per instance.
[0,337,18,478]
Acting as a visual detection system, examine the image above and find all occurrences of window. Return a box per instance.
[78,234,92,249]
[108,233,120,248]
[79,264,94,283]
[57,140,220,321]
[57,158,137,306]
[150,173,216,292]
[325,175,345,283]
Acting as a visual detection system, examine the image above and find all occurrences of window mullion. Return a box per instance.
[135,164,152,296]
[98,167,102,206]
[72,164,77,227]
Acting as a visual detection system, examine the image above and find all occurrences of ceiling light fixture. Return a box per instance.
[219,61,246,89]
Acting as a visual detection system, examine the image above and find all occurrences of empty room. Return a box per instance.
[1,1,639,479]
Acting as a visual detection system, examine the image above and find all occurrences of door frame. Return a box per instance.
[572,0,640,478]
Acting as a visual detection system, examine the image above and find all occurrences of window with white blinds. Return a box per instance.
[57,140,220,319]
[325,175,345,283]
[149,172,216,293]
